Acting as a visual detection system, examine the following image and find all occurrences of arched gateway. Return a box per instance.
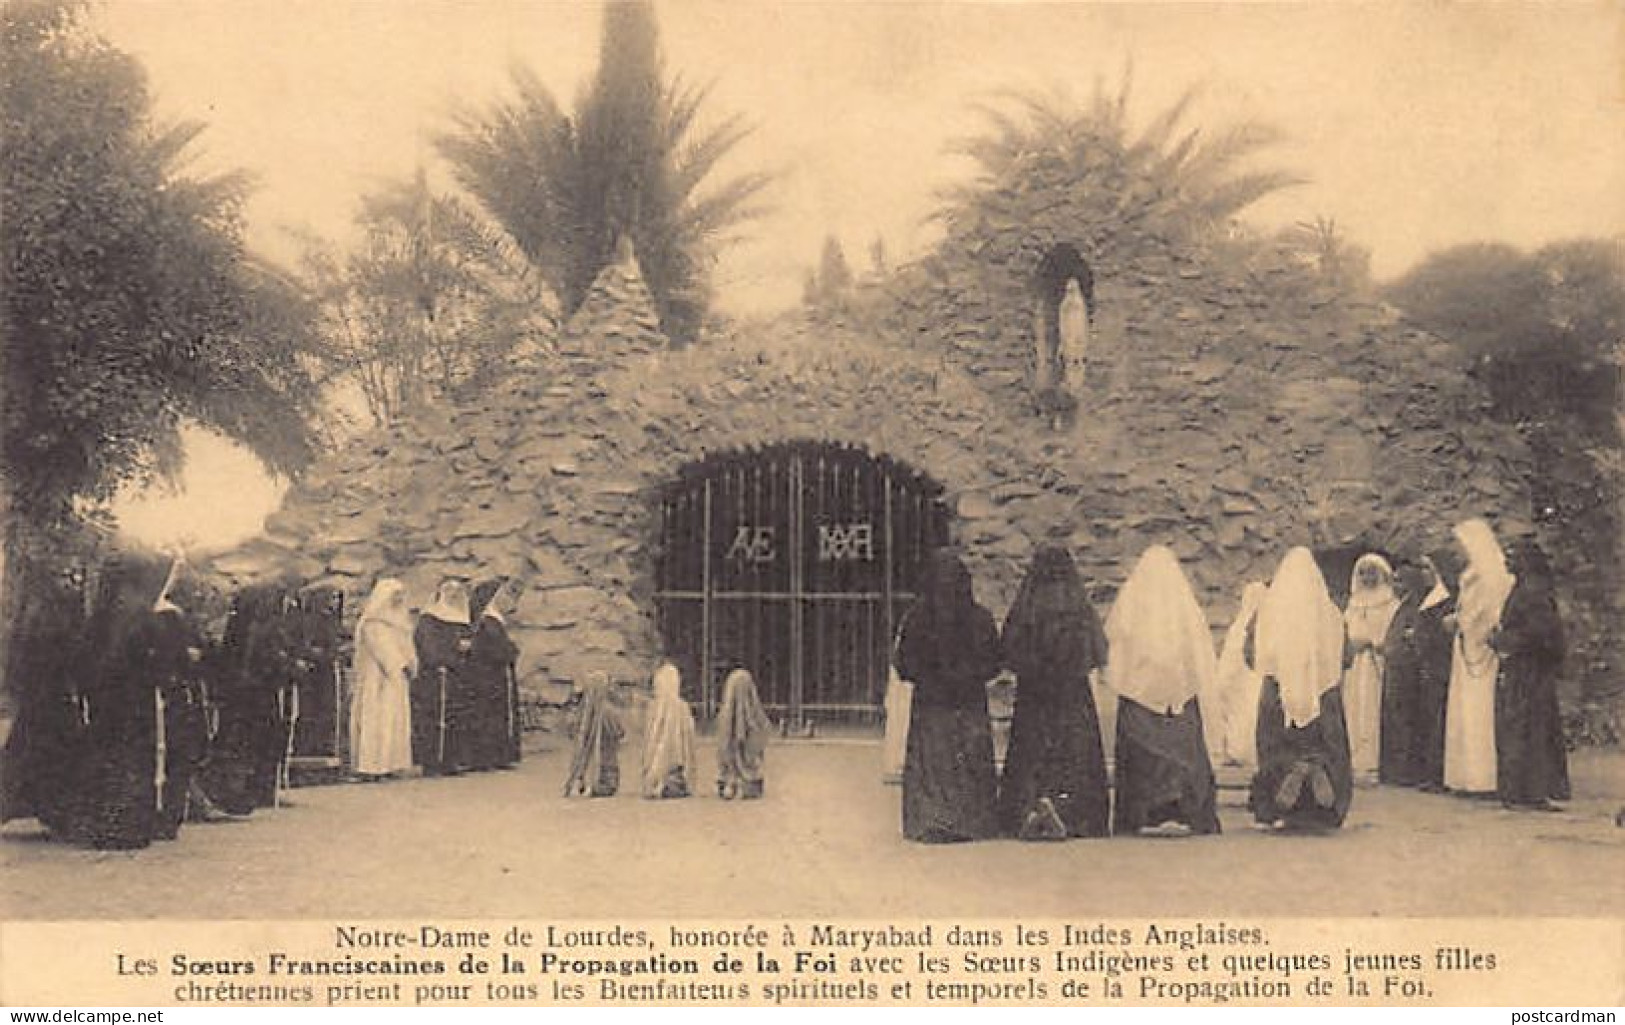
[655,442,949,728]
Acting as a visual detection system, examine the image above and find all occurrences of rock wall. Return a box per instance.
[210,255,1098,701]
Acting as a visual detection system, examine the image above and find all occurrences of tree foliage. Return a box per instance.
[0,0,319,530]
[938,68,1304,245]
[435,0,771,345]
[299,171,551,426]
[1385,239,1623,443]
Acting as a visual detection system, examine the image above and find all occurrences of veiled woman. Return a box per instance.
[2,566,94,840]
[1103,545,1220,837]
[468,579,521,770]
[897,549,1001,843]
[716,668,772,799]
[413,580,473,776]
[349,579,416,780]
[202,583,291,814]
[641,662,696,799]
[563,671,624,798]
[1248,547,1354,831]
[1408,552,1460,792]
[1444,519,1514,796]
[1494,540,1570,810]
[995,544,1110,840]
[1378,558,1431,786]
[1213,581,1268,767]
[149,558,210,841]
[1344,554,1401,780]
[79,554,173,849]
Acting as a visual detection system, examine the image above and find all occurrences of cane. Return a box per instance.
[505,663,517,763]
[154,688,169,815]
[276,682,300,808]
[436,667,448,770]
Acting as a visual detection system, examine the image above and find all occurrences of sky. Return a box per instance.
[98,0,1625,551]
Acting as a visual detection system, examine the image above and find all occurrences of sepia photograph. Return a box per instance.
[1,0,1622,1009]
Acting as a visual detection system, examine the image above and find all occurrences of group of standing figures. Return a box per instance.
[895,514,1570,843]
[1,556,343,850]
[347,578,522,781]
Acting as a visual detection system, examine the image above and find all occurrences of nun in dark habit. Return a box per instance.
[198,583,290,816]
[468,578,521,771]
[995,544,1111,840]
[1494,539,1570,811]
[78,555,174,849]
[1,566,93,840]
[1247,547,1354,831]
[413,579,474,775]
[897,549,1001,843]
[1102,545,1221,837]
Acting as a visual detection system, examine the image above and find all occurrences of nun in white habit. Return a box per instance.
[350,579,416,779]
[1344,554,1401,779]
[1444,519,1515,795]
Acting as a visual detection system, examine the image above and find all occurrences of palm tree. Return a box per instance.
[940,66,1303,244]
[435,1,771,345]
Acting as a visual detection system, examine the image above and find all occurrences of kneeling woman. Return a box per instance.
[898,549,1001,843]
[1248,547,1353,831]
[1103,545,1221,837]
[641,662,696,799]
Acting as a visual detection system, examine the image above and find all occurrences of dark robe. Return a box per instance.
[201,588,290,814]
[1112,697,1221,836]
[996,546,1111,840]
[898,551,1000,843]
[465,615,519,771]
[79,559,174,850]
[1248,680,1354,829]
[1410,598,1456,790]
[1379,592,1426,786]
[1,577,92,838]
[289,589,344,762]
[1495,552,1570,806]
[412,616,471,774]
[150,608,209,840]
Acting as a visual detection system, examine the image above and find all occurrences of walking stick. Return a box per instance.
[154,688,169,815]
[505,663,517,764]
[436,667,448,770]
[276,682,300,808]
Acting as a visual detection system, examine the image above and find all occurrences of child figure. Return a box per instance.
[641,662,696,799]
[716,668,771,799]
[563,671,623,798]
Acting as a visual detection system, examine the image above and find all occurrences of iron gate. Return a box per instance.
[654,442,950,728]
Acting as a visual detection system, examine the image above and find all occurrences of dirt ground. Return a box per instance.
[3,737,1622,921]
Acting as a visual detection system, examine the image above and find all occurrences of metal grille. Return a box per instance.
[655,442,950,730]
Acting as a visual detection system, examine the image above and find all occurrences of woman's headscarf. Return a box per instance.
[360,578,413,630]
[1000,544,1107,703]
[640,661,696,797]
[1345,553,1401,641]
[1453,518,1516,649]
[1256,547,1345,728]
[717,668,772,778]
[1103,545,1215,714]
[897,549,999,707]
[152,556,184,615]
[1418,556,1451,611]
[357,578,416,674]
[422,580,472,626]
[469,578,507,624]
[564,671,620,796]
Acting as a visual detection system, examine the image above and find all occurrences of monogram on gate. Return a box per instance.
[725,526,776,564]
[818,522,875,562]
